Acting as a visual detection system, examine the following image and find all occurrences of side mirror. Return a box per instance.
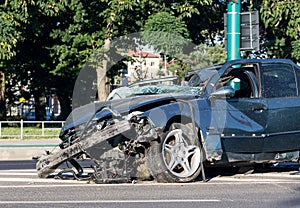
[209,86,235,99]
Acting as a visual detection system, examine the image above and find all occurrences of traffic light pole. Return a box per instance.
[227,0,241,61]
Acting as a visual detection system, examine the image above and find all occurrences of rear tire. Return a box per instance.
[146,123,202,182]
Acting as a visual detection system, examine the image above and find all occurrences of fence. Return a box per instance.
[0,120,65,139]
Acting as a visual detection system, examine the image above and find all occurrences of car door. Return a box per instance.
[261,63,300,152]
[207,64,268,154]
[220,68,268,153]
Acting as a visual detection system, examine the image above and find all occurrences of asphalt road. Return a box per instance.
[0,160,299,208]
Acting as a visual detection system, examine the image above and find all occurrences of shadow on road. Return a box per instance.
[196,162,300,182]
[0,160,36,170]
[1,160,299,183]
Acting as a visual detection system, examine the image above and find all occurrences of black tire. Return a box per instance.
[146,123,203,183]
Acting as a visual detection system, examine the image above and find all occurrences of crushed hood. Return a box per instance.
[60,93,198,137]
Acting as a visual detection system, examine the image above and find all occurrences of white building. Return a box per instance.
[127,50,167,83]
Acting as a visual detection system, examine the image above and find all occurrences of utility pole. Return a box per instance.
[227,0,241,61]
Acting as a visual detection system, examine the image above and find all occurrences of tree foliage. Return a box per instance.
[189,0,227,45]
[0,0,28,60]
[260,0,300,61]
[0,0,57,120]
[46,0,107,115]
[142,12,190,56]
[2,0,299,120]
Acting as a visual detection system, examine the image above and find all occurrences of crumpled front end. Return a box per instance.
[35,93,185,182]
[36,107,159,182]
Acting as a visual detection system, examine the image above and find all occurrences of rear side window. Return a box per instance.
[261,64,297,98]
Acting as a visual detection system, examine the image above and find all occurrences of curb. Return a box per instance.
[0,139,60,161]
[231,172,300,181]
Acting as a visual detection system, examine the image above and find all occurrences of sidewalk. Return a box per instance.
[0,139,60,160]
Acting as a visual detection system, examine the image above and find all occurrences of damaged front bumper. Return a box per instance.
[36,119,134,179]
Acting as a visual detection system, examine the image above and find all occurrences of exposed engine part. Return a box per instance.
[36,113,152,183]
[89,148,140,184]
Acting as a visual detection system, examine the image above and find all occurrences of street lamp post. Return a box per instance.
[227,0,241,61]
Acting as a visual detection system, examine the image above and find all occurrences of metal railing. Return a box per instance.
[0,120,65,139]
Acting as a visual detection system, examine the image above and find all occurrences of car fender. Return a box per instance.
[139,101,198,128]
[139,99,225,162]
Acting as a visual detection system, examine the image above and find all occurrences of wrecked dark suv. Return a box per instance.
[36,59,300,183]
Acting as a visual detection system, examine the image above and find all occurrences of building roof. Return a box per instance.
[128,50,159,58]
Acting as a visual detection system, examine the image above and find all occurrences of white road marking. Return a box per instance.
[0,169,37,172]
[211,176,300,182]
[0,169,299,187]
[0,177,87,184]
[0,172,37,176]
[0,199,220,204]
[0,179,299,189]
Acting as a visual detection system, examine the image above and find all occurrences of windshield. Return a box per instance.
[107,84,200,100]
[107,65,221,101]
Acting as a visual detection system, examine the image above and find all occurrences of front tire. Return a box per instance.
[146,123,202,183]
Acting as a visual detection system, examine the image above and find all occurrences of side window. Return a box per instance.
[226,70,253,98]
[217,66,258,98]
[261,64,297,98]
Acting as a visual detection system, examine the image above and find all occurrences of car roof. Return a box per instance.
[223,58,296,67]
[187,65,223,77]
[187,59,298,78]
[129,76,181,87]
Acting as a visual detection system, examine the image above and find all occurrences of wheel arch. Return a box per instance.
[165,115,203,140]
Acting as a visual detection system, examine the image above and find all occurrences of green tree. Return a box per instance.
[190,44,226,68]
[0,1,24,60]
[142,12,190,56]
[168,60,191,80]
[189,0,227,45]
[141,8,225,80]
[1,0,221,120]
[141,12,192,80]
[47,0,106,116]
[0,0,27,119]
[168,44,226,80]
[97,0,211,100]
[0,0,56,120]
[260,0,300,61]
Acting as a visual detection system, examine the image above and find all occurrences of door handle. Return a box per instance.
[252,105,268,112]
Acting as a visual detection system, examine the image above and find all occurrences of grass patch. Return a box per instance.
[0,126,61,139]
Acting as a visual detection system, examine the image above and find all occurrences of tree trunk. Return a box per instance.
[33,88,46,121]
[0,71,6,120]
[57,92,72,120]
[97,38,111,101]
